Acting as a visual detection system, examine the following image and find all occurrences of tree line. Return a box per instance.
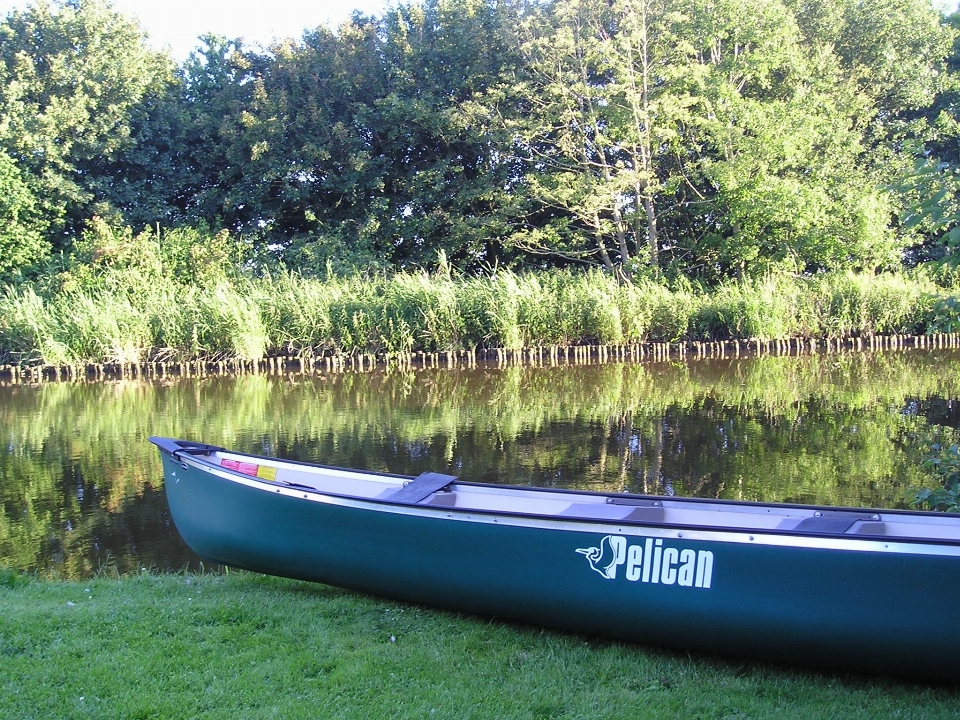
[0,0,958,285]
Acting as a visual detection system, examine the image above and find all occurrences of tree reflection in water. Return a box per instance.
[1,349,958,578]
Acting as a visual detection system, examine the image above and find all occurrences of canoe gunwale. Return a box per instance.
[150,436,960,553]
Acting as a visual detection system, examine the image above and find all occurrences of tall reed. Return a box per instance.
[0,267,955,366]
[809,271,933,337]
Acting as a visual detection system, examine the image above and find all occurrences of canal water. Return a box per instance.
[1,349,958,579]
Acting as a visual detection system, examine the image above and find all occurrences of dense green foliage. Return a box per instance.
[0,0,174,251]
[912,442,960,511]
[0,0,958,282]
[0,153,48,278]
[1,220,956,365]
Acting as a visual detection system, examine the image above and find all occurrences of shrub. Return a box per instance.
[911,443,960,513]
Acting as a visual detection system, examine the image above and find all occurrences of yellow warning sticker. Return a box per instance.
[256,465,278,482]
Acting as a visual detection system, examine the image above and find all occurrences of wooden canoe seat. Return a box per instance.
[389,472,458,504]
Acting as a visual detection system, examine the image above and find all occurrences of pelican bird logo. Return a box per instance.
[576,535,626,579]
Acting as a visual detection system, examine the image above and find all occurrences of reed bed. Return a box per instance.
[0,268,956,372]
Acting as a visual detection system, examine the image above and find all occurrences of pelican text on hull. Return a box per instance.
[576,535,714,588]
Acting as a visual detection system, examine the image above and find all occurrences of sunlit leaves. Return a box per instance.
[0,0,956,281]
[0,0,174,245]
[509,0,698,274]
[0,152,49,280]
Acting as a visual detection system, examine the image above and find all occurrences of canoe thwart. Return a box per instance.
[389,472,458,504]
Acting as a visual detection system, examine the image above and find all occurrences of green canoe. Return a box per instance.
[150,436,960,680]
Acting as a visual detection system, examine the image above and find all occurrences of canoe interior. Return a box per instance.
[177,443,960,543]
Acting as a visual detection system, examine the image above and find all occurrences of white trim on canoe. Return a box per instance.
[160,443,960,558]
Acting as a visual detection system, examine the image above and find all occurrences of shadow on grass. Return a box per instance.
[228,569,960,693]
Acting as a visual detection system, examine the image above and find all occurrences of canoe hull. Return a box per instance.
[158,449,960,680]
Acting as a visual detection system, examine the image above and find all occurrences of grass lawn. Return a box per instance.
[1,570,957,719]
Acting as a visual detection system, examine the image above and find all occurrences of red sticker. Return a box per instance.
[221,458,259,476]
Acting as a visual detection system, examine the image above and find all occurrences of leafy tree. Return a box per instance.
[218,20,393,273]
[671,0,903,279]
[506,0,955,281]
[922,11,960,168]
[220,0,528,274]
[0,0,954,283]
[896,143,960,265]
[508,0,697,277]
[371,0,529,269]
[811,0,953,135]
[0,0,174,254]
[92,37,239,233]
[164,35,261,232]
[787,0,958,269]
[0,152,49,280]
[893,12,960,266]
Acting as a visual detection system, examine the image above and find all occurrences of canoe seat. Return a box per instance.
[426,492,457,507]
[782,513,884,535]
[624,506,666,523]
[604,497,666,523]
[556,503,666,523]
[389,472,458,504]
[848,520,886,535]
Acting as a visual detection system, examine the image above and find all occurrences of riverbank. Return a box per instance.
[4,331,960,383]
[1,571,957,719]
[2,268,959,377]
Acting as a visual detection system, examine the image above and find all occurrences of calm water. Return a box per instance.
[2,349,959,579]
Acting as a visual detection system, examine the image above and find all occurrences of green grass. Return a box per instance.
[0,572,957,719]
